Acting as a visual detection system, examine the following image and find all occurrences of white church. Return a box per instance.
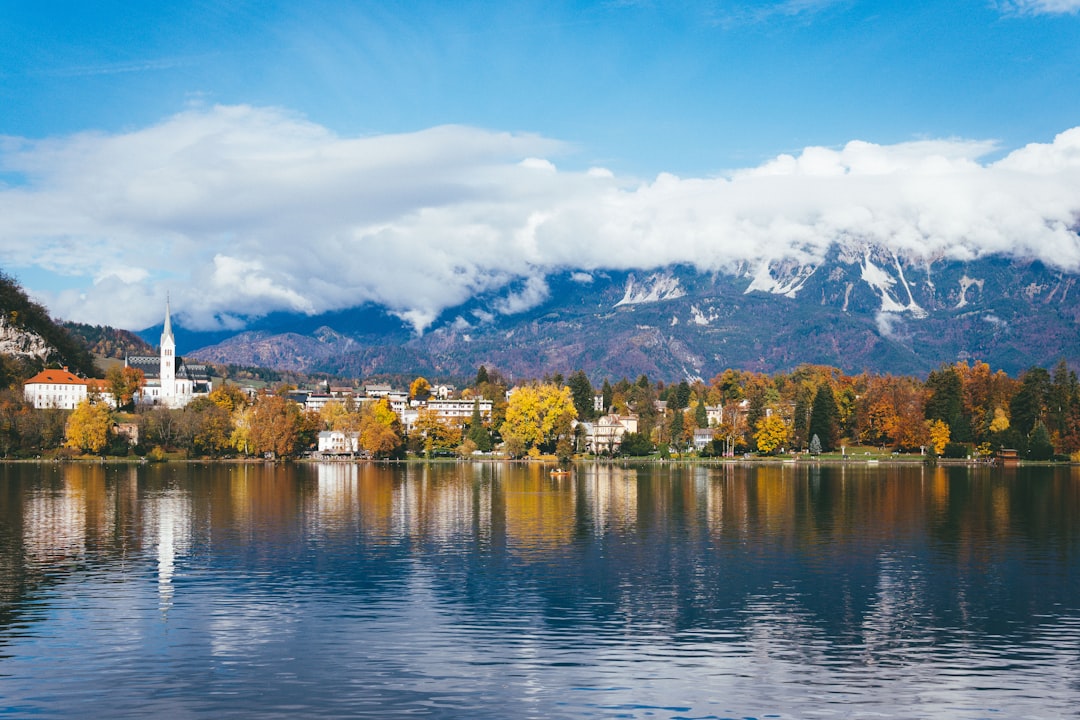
[125,301,213,408]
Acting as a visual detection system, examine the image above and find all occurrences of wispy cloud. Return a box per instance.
[996,0,1080,15]
[19,53,218,79]
[707,0,850,27]
[2,105,1079,333]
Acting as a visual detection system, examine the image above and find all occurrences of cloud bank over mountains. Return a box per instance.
[2,104,1079,332]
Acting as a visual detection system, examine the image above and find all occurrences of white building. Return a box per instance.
[126,301,212,408]
[424,398,493,424]
[579,414,639,454]
[693,428,715,452]
[318,430,360,455]
[23,368,95,409]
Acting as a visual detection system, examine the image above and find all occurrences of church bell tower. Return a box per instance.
[160,298,176,401]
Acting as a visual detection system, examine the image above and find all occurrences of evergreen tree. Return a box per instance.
[809,384,839,452]
[792,394,810,450]
[601,379,613,414]
[925,365,970,442]
[1028,421,1054,461]
[467,400,493,452]
[673,381,692,410]
[694,398,708,429]
[669,411,684,449]
[619,432,653,456]
[567,369,594,421]
[809,433,822,455]
[1048,359,1077,441]
[475,365,489,386]
[1010,367,1051,436]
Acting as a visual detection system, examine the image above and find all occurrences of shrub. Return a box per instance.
[943,442,969,459]
[619,432,653,456]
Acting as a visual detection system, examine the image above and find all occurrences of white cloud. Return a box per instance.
[492,275,550,315]
[997,0,1080,15]
[2,105,1080,333]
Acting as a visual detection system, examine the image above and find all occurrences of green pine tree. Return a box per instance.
[467,400,493,452]
[809,384,839,452]
[567,369,594,421]
[694,398,708,429]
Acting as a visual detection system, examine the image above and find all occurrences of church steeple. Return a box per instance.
[160,297,176,402]
[162,295,174,346]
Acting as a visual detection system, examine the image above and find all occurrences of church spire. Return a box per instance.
[162,295,174,346]
[160,296,177,403]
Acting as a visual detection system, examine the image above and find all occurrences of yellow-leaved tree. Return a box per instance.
[753,414,789,455]
[501,383,576,454]
[65,399,112,454]
[320,400,350,430]
[409,377,432,401]
[989,406,1010,433]
[230,405,254,456]
[105,365,145,411]
[359,398,403,458]
[209,383,248,413]
[412,407,461,455]
[927,419,950,455]
[248,393,303,458]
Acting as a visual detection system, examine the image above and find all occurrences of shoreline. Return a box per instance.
[1,454,1070,468]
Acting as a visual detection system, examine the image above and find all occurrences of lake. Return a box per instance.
[1,461,1079,719]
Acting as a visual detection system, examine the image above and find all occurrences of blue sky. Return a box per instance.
[2,0,1080,331]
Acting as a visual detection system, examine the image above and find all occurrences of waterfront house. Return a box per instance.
[318,430,360,455]
[580,414,639,454]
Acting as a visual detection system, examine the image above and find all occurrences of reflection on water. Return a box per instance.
[1,461,1080,718]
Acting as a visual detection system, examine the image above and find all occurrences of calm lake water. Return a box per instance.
[1,461,1079,719]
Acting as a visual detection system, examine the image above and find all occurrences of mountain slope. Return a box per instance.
[63,322,154,359]
[0,271,98,381]
[185,248,1080,381]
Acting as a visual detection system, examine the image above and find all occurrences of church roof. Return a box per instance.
[126,355,212,382]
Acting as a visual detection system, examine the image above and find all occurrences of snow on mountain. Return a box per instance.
[690,305,712,326]
[614,272,686,306]
[956,275,984,309]
[743,260,817,298]
[860,250,927,318]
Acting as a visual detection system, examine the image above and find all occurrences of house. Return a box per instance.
[23,367,91,409]
[580,414,639,454]
[424,398,493,425]
[693,428,715,452]
[431,384,456,400]
[304,393,336,413]
[126,301,212,408]
[318,430,360,455]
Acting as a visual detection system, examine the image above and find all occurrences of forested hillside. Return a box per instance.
[0,271,97,385]
[63,321,154,359]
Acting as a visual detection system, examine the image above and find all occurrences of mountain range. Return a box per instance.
[168,244,1080,382]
